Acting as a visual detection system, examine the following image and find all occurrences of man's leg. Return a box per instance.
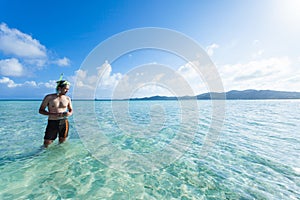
[44,139,53,148]
[59,137,66,144]
[58,119,69,144]
[44,120,57,147]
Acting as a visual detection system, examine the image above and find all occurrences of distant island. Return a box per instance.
[126,89,300,101]
[4,89,298,101]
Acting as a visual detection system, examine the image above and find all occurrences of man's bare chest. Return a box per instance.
[49,97,68,109]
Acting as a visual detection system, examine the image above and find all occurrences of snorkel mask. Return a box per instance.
[56,73,70,94]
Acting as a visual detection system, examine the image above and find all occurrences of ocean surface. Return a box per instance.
[0,100,299,199]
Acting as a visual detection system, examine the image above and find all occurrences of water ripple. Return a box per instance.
[0,100,299,199]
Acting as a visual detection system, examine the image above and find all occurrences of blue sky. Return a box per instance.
[0,0,300,99]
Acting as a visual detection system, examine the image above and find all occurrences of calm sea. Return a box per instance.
[0,100,299,199]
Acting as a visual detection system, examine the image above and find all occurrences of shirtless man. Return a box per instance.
[39,80,73,147]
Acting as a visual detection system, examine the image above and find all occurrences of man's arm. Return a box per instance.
[65,97,73,117]
[39,95,53,116]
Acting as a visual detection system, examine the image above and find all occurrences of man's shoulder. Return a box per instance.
[47,93,57,97]
[44,93,57,99]
[60,95,72,102]
[66,96,72,102]
[64,95,71,100]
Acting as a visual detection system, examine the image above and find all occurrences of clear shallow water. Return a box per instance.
[0,100,299,199]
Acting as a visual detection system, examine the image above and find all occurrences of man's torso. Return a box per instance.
[47,94,69,120]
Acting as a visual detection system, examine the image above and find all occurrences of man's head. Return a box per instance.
[56,80,70,95]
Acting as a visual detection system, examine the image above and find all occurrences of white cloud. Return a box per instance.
[0,23,71,77]
[43,80,56,88]
[70,61,123,99]
[72,61,121,89]
[24,80,37,87]
[0,23,46,58]
[109,63,207,99]
[177,62,206,94]
[218,56,297,91]
[206,43,219,57]
[0,76,55,89]
[0,58,25,76]
[73,60,215,99]
[0,76,61,98]
[0,77,20,88]
[97,61,122,89]
[53,57,71,67]
[73,69,98,90]
[132,84,173,98]
[68,55,299,99]
[24,58,47,68]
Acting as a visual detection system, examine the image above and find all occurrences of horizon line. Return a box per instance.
[1,89,300,101]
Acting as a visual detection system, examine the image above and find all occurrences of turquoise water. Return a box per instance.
[0,100,299,199]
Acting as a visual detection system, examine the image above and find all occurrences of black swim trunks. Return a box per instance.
[44,119,69,140]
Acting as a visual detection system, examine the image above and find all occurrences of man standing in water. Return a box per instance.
[39,78,73,147]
